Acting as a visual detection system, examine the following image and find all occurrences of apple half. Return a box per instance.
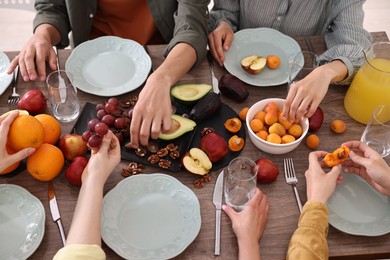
[240,55,267,75]
[182,148,212,175]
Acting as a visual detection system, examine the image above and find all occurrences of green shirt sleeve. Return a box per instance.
[286,201,329,260]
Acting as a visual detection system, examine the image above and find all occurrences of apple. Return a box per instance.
[65,156,89,186]
[182,148,212,175]
[59,133,88,161]
[308,107,324,132]
[255,158,279,184]
[199,128,228,163]
[18,89,47,115]
[240,55,266,74]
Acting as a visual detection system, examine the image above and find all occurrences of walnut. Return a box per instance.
[147,140,159,153]
[169,150,180,160]
[148,154,160,164]
[158,159,171,169]
[134,147,147,157]
[194,179,205,189]
[166,143,178,151]
[157,148,168,157]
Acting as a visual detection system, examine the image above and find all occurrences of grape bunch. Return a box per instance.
[82,97,135,148]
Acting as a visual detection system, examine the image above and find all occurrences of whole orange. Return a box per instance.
[0,145,20,174]
[34,114,62,145]
[27,143,65,181]
[7,115,44,151]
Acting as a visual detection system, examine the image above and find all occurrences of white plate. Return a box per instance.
[101,173,201,259]
[0,184,45,259]
[0,51,13,96]
[328,172,390,236]
[65,36,152,97]
[224,28,302,87]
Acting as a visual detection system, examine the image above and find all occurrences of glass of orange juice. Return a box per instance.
[344,42,390,124]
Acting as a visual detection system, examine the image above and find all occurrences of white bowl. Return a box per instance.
[246,98,309,154]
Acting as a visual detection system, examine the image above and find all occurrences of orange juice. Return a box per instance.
[344,58,390,124]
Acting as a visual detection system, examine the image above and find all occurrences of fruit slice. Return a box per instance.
[171,84,212,105]
[323,145,350,167]
[240,55,267,74]
[159,114,196,140]
[182,148,212,175]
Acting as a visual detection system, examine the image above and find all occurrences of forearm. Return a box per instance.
[317,60,348,84]
[150,43,196,87]
[238,240,260,260]
[66,181,104,246]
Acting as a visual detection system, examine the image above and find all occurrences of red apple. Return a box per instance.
[18,89,47,115]
[255,158,279,184]
[308,107,324,132]
[182,148,212,175]
[59,134,88,161]
[65,156,89,186]
[199,128,228,163]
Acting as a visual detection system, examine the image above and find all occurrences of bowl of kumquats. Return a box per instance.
[246,98,309,154]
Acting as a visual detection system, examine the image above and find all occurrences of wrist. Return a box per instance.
[318,60,348,83]
[34,24,61,45]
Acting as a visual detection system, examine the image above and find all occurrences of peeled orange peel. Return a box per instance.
[323,145,350,167]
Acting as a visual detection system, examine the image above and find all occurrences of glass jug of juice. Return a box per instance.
[344,42,390,124]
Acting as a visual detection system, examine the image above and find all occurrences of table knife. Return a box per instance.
[212,170,224,255]
[207,49,220,94]
[48,182,66,246]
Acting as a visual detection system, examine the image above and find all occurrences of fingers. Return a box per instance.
[129,110,142,148]
[10,148,36,163]
[7,56,19,75]
[222,204,236,222]
[208,33,223,66]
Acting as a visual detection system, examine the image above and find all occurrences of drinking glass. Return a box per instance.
[46,70,80,122]
[361,104,390,157]
[288,51,320,92]
[224,157,258,211]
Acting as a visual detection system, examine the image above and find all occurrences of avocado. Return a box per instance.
[171,84,212,105]
[159,114,196,140]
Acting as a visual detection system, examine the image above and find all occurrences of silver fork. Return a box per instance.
[8,65,20,106]
[284,158,303,213]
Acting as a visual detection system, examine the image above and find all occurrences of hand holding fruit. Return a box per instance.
[82,131,121,186]
[0,111,35,174]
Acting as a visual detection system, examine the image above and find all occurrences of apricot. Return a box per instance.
[253,110,266,123]
[256,130,268,140]
[330,119,347,134]
[264,110,278,126]
[264,101,278,113]
[306,134,320,150]
[268,122,286,137]
[224,118,242,133]
[278,112,292,130]
[267,133,282,144]
[281,134,296,144]
[250,119,264,133]
[228,135,245,152]
[288,124,303,138]
[266,55,281,69]
[239,107,249,121]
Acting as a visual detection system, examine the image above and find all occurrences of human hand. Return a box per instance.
[0,111,35,173]
[342,141,390,196]
[305,151,342,204]
[82,131,121,186]
[223,188,269,246]
[283,67,329,123]
[129,75,172,147]
[208,21,234,67]
[7,26,58,82]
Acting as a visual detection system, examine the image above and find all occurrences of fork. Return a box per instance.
[284,158,303,213]
[8,65,20,106]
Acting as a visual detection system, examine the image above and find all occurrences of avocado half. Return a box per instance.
[171,84,212,105]
[159,114,196,140]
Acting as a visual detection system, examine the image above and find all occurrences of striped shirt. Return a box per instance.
[209,0,372,84]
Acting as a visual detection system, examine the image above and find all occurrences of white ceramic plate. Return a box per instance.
[0,51,13,96]
[65,36,152,97]
[224,28,302,87]
[0,184,45,259]
[328,172,390,236]
[101,173,201,259]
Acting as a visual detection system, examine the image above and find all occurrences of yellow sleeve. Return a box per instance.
[53,244,106,260]
[286,201,329,260]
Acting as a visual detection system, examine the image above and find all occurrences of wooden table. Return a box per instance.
[1,32,390,260]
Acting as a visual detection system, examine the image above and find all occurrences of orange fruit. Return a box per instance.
[239,107,249,121]
[27,143,64,181]
[7,115,44,151]
[266,55,281,69]
[306,134,320,150]
[34,114,62,145]
[0,145,20,175]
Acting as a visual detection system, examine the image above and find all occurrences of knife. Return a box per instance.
[48,182,66,246]
[213,170,224,255]
[207,48,220,94]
